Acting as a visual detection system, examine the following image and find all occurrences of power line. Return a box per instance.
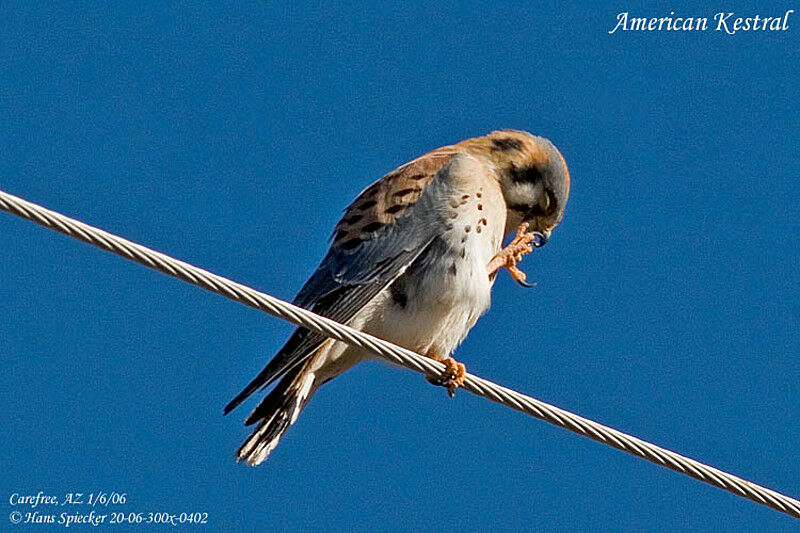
[1,188,798,519]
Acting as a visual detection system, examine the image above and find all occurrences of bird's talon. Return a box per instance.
[507,264,532,286]
[487,222,539,284]
[426,357,466,397]
[509,265,535,287]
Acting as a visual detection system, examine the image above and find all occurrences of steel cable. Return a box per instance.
[1,188,798,519]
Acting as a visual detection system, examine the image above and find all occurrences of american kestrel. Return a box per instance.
[225,130,570,465]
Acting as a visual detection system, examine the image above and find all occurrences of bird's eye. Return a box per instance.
[545,191,558,216]
[539,192,550,213]
[539,190,557,216]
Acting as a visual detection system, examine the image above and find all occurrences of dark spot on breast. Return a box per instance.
[477,204,483,210]
[390,283,407,308]
[479,218,487,225]
[476,192,482,198]
[492,138,524,152]
[449,263,458,276]
[461,194,470,200]
[362,221,385,233]
[344,214,363,224]
[393,187,419,198]
[476,226,482,234]
[358,199,377,210]
[460,248,466,258]
[464,225,471,232]
[461,235,468,243]
[340,238,362,250]
[385,204,405,215]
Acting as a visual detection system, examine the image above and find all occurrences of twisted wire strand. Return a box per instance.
[1,188,798,519]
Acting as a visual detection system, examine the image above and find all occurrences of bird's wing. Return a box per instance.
[225,146,489,416]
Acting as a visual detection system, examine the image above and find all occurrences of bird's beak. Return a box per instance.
[533,228,551,248]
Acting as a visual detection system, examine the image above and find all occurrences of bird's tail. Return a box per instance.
[236,360,320,466]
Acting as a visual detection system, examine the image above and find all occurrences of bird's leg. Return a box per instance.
[487,222,535,286]
[424,350,466,398]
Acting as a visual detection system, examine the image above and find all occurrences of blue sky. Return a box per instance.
[1,1,798,531]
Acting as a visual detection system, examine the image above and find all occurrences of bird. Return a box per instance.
[224,129,571,465]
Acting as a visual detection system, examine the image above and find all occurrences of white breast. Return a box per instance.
[367,179,506,358]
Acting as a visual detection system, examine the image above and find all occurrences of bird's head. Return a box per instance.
[468,130,570,246]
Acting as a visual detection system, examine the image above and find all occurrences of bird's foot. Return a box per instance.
[426,356,467,398]
[487,222,535,287]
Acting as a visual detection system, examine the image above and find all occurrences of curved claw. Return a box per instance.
[487,223,545,288]
[425,357,466,397]
[515,277,537,288]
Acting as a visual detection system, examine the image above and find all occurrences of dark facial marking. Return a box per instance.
[492,138,523,152]
[509,202,535,214]
[510,164,546,185]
